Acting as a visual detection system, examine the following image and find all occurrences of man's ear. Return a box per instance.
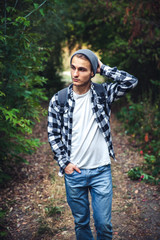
[91,71,94,77]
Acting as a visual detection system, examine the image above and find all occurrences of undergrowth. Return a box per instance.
[117,94,160,184]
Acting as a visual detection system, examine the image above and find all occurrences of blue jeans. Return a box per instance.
[65,165,112,240]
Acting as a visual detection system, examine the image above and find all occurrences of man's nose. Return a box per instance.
[73,69,79,77]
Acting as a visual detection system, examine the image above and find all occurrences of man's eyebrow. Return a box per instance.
[71,64,87,70]
[79,66,87,69]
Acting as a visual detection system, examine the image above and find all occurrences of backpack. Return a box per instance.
[58,82,106,107]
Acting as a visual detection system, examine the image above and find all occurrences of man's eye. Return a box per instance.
[79,68,85,71]
[71,65,75,70]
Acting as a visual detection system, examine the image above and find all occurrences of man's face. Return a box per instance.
[70,55,94,88]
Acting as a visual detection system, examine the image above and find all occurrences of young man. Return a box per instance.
[48,49,138,239]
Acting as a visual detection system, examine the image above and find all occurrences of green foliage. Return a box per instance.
[117,95,160,183]
[40,46,65,98]
[0,208,8,238]
[63,0,160,102]
[0,0,71,184]
[45,205,63,217]
[0,171,11,185]
[128,167,145,180]
[48,173,55,183]
[38,218,53,235]
[0,2,48,183]
[31,0,66,97]
[128,167,155,183]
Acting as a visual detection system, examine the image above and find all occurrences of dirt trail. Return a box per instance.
[1,111,160,240]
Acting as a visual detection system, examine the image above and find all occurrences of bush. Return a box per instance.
[0,12,47,183]
[128,167,155,183]
[117,94,160,183]
[0,208,8,238]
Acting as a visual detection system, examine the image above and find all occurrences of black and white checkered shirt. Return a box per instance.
[48,64,138,176]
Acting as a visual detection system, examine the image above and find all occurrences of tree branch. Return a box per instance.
[24,0,47,18]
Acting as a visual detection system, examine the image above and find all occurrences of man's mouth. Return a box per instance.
[73,78,79,82]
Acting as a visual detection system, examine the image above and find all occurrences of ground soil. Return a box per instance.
[1,109,160,240]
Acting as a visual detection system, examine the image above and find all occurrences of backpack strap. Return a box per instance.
[57,87,68,127]
[92,82,105,97]
[58,83,106,107]
[58,87,68,107]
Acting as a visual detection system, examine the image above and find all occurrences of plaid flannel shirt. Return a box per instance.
[48,64,138,176]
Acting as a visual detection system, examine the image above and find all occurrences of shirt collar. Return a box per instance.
[68,84,74,100]
[68,81,97,101]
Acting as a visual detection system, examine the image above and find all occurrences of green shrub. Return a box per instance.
[0,10,47,183]
[0,208,8,238]
[128,167,155,183]
[117,94,160,183]
[45,206,63,217]
[128,167,142,180]
[37,218,53,235]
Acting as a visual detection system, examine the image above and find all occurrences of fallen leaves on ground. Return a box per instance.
[0,112,160,240]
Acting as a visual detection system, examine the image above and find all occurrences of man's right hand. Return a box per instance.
[96,59,103,73]
[64,163,81,174]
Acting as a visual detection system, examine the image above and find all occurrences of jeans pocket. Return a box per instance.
[97,165,110,173]
[65,170,76,177]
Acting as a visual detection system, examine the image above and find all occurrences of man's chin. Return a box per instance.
[72,81,81,86]
[72,79,80,83]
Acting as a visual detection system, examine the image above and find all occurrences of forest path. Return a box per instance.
[1,109,160,240]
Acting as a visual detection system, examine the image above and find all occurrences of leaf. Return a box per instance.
[34,3,39,9]
[39,9,45,16]
[0,91,5,96]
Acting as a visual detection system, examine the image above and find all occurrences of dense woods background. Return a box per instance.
[0,1,160,233]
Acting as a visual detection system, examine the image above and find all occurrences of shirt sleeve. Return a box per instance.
[100,64,138,103]
[47,94,70,172]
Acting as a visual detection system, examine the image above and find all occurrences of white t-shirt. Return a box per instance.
[70,89,110,169]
